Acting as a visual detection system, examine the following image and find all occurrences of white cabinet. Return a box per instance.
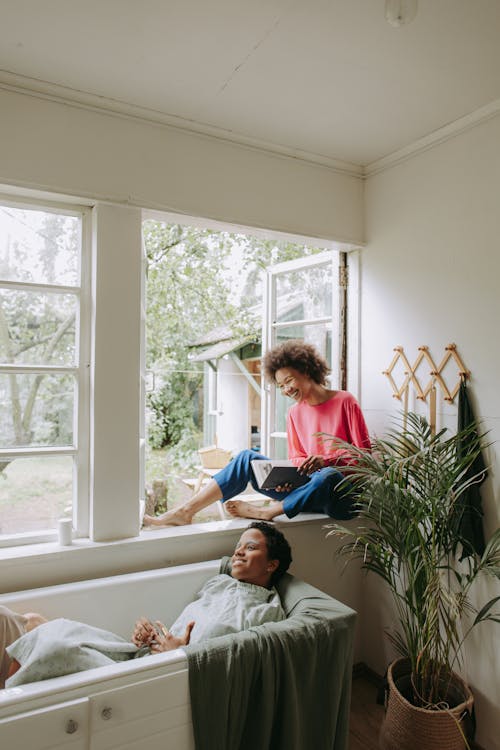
[0,697,88,750]
[89,669,194,750]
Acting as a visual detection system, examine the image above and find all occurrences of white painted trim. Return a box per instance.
[0,70,363,179]
[0,279,79,294]
[272,316,333,330]
[346,250,361,400]
[143,208,363,252]
[0,446,76,459]
[263,248,336,275]
[0,365,77,375]
[365,98,500,177]
[75,206,92,537]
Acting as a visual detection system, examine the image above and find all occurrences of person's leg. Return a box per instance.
[225,498,285,521]
[144,451,283,527]
[143,478,223,526]
[281,467,357,520]
[225,467,356,521]
[1,606,48,689]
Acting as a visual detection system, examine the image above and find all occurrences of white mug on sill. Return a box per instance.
[58,518,73,546]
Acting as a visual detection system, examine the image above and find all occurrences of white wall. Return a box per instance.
[0,88,363,245]
[362,114,500,750]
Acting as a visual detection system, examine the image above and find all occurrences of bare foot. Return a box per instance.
[225,500,283,521]
[23,613,48,632]
[143,506,194,527]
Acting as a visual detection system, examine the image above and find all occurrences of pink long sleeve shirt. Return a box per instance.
[286,390,370,467]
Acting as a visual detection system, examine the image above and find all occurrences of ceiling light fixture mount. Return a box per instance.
[384,0,418,27]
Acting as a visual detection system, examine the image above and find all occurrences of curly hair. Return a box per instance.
[262,339,330,385]
[247,521,292,585]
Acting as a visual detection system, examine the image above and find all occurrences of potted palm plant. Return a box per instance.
[325,413,500,750]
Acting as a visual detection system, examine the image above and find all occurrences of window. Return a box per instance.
[142,215,354,524]
[261,251,342,457]
[0,199,89,543]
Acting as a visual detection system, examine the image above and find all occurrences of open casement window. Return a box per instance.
[261,250,344,458]
[0,198,90,545]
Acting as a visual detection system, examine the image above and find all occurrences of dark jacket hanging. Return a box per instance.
[455,379,487,559]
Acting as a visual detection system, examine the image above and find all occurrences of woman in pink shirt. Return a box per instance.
[144,340,370,526]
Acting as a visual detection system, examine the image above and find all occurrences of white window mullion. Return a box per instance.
[74,206,91,537]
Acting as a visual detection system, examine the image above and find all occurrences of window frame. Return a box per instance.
[0,195,91,547]
[260,250,341,457]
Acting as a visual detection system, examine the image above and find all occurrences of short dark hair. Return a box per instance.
[262,339,330,386]
[247,521,292,585]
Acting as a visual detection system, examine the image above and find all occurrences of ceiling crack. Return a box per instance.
[216,12,286,96]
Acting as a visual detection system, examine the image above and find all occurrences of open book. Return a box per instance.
[250,459,310,490]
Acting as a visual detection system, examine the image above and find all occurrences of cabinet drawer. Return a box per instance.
[0,697,88,750]
[90,669,194,750]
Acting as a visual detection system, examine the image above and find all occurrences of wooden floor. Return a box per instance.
[349,675,385,750]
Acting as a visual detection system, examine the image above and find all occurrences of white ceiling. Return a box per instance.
[1,0,500,169]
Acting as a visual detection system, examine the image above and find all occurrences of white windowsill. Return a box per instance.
[0,514,332,593]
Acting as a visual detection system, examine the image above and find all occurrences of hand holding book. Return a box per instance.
[297,455,326,474]
[251,459,312,491]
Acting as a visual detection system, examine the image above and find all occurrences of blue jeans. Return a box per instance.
[213,450,356,520]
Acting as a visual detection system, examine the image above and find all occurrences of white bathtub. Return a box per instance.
[0,559,355,750]
[0,559,220,750]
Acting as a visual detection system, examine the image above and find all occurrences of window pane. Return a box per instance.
[0,289,77,366]
[0,456,73,534]
[274,323,332,365]
[275,263,332,322]
[0,205,80,286]
[0,373,75,448]
[270,435,288,460]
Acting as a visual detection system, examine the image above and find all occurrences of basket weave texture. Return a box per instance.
[380,658,474,750]
[198,446,232,469]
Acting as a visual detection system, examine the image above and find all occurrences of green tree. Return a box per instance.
[0,208,78,471]
[144,221,323,451]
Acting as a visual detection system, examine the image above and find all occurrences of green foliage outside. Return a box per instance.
[143,221,323,469]
[0,209,79,455]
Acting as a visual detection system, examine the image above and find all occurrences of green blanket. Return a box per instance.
[186,559,356,750]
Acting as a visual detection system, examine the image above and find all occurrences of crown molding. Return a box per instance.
[0,69,363,179]
[2,69,498,183]
[364,98,500,178]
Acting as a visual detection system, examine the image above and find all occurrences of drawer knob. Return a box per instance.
[101,706,113,720]
[65,719,78,734]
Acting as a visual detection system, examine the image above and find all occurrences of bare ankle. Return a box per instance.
[143,506,193,527]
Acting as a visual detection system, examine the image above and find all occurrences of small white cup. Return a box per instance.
[58,518,73,546]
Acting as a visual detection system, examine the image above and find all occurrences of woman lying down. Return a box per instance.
[0,522,292,689]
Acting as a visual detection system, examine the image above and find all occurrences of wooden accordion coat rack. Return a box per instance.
[383,344,470,434]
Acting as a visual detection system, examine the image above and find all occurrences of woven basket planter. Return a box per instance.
[380,658,474,750]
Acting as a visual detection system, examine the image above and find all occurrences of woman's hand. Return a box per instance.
[132,617,157,647]
[298,455,326,475]
[150,620,195,652]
